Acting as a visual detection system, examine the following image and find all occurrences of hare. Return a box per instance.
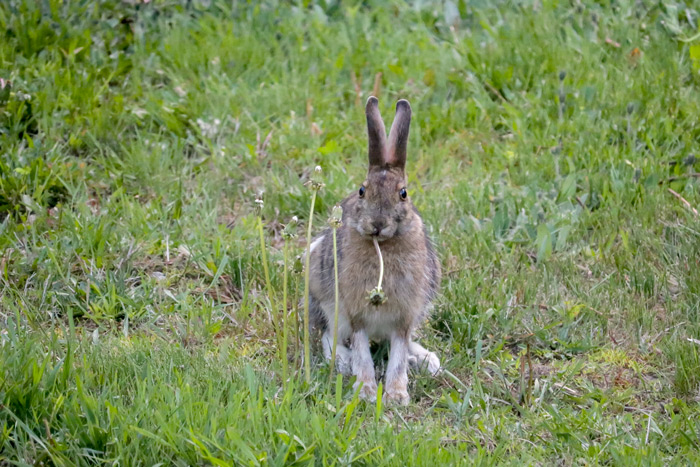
[308,96,441,405]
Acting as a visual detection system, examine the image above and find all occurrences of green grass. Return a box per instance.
[2,0,700,464]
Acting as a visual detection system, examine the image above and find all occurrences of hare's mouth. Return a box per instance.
[351,220,396,242]
[358,228,394,242]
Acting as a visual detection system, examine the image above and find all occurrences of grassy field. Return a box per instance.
[2,0,700,464]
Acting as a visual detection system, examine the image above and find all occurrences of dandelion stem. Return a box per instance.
[366,238,387,305]
[373,237,384,290]
[280,215,298,383]
[302,192,317,384]
[329,226,340,385]
[257,216,280,361]
[282,240,289,384]
[367,238,387,305]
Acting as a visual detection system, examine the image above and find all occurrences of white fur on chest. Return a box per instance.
[361,305,407,341]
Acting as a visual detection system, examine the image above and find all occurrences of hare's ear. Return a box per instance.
[387,99,411,169]
[365,96,387,167]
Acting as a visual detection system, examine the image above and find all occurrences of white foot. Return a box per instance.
[384,388,410,406]
[322,331,353,375]
[408,342,441,376]
[353,380,377,402]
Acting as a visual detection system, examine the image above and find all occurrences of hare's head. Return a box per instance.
[346,97,420,242]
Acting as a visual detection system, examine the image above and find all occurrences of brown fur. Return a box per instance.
[308,97,441,405]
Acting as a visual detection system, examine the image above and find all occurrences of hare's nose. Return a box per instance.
[371,220,385,236]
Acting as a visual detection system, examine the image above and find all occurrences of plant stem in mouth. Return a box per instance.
[367,237,387,305]
[373,237,384,290]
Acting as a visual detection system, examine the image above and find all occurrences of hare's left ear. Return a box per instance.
[387,99,411,169]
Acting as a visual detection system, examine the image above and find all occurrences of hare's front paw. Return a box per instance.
[353,380,377,402]
[335,346,353,376]
[384,388,410,406]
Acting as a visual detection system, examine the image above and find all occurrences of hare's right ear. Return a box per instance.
[386,99,411,169]
[365,96,386,167]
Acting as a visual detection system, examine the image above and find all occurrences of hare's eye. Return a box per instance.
[399,188,407,200]
[359,186,366,198]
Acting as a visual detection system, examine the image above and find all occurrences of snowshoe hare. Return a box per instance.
[308,96,441,405]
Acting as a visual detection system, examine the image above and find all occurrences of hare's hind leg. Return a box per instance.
[321,330,352,375]
[408,341,441,376]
